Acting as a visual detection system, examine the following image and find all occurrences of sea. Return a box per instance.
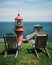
[0,21,52,42]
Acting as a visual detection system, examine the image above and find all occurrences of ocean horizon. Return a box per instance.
[0,21,52,42]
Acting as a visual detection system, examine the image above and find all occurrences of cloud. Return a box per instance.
[0,7,52,21]
[0,0,52,21]
[0,1,23,8]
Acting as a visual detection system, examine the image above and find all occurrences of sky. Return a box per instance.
[0,0,52,22]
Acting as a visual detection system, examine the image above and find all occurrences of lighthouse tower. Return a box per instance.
[14,13,24,43]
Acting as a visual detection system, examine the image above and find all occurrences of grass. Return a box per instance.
[0,42,52,65]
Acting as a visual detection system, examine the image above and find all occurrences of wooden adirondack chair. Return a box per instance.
[34,33,50,58]
[3,33,19,58]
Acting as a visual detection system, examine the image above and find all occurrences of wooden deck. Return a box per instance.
[0,38,4,42]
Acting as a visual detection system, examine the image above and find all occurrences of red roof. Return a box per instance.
[15,14,23,20]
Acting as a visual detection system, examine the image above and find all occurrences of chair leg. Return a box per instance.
[15,50,18,58]
[18,46,21,52]
[34,49,39,58]
[44,48,50,58]
[4,51,7,58]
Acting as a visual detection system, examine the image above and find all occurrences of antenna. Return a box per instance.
[18,9,20,16]
[18,10,20,14]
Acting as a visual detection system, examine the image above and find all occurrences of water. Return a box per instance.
[0,21,52,42]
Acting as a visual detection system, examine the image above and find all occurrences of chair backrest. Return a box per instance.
[3,33,18,49]
[35,33,48,48]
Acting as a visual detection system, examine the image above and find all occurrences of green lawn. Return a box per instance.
[0,42,52,65]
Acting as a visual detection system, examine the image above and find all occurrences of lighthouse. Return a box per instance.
[14,13,24,43]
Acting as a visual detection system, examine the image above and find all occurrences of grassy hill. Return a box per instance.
[0,42,52,65]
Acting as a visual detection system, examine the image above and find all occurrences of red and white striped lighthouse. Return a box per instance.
[14,13,24,42]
